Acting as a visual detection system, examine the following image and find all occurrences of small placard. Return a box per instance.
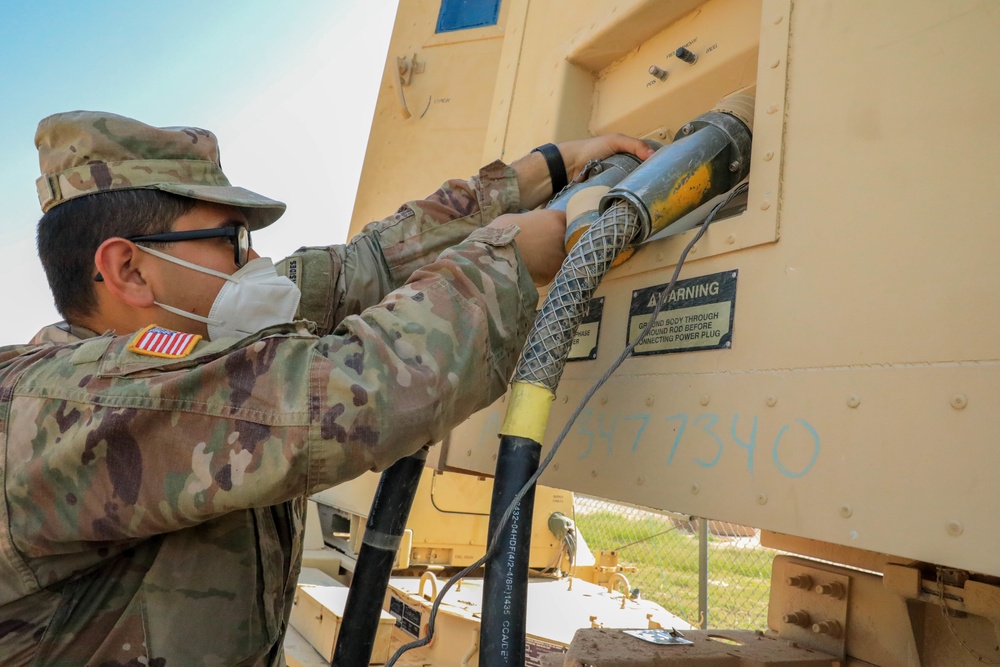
[623,629,694,646]
[627,271,737,356]
[388,595,422,637]
[567,297,605,362]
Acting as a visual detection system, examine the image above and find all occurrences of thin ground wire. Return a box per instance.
[385,182,748,666]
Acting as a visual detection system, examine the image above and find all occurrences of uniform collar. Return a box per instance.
[29,321,101,345]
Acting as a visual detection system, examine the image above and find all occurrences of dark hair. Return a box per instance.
[36,189,196,320]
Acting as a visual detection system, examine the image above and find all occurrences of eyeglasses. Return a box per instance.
[128,224,253,269]
[93,224,253,283]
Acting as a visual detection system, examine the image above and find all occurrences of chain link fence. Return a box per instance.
[573,494,777,630]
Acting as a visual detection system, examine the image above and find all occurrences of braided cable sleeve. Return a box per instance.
[513,201,642,390]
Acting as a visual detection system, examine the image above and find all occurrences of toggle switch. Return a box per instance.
[648,65,668,80]
[675,46,698,64]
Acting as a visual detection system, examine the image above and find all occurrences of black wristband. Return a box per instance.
[532,143,568,197]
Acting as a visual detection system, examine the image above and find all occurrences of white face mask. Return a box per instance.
[137,246,301,340]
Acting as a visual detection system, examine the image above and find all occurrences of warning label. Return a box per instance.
[389,594,423,638]
[567,297,604,362]
[627,271,737,356]
[525,636,565,666]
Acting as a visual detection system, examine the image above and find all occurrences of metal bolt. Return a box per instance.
[763,151,774,161]
[648,65,668,80]
[729,160,741,172]
[786,575,812,589]
[847,394,861,408]
[757,493,768,505]
[699,394,710,406]
[563,395,569,404]
[774,14,784,24]
[646,396,655,407]
[726,233,736,245]
[815,582,845,599]
[600,395,608,405]
[681,124,694,135]
[951,394,968,410]
[770,59,781,69]
[783,610,811,627]
[691,483,700,495]
[760,201,771,210]
[946,520,964,536]
[766,395,778,407]
[840,505,853,518]
[812,620,842,637]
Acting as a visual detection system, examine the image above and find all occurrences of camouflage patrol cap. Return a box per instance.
[35,111,285,230]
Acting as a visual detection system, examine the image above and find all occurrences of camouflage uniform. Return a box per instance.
[0,113,538,666]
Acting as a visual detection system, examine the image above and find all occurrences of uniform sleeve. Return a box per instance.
[275,160,521,335]
[3,225,537,557]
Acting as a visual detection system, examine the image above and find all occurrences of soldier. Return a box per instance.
[0,111,652,666]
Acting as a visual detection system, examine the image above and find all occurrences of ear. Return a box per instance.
[93,239,155,309]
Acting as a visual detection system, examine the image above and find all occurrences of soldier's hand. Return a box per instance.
[556,133,656,183]
[513,134,656,209]
[487,209,567,286]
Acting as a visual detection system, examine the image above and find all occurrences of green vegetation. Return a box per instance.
[574,510,776,630]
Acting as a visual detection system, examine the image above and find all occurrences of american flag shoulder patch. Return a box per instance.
[127,325,202,359]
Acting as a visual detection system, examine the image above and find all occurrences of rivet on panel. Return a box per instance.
[770,59,781,69]
[726,233,736,245]
[691,483,700,495]
[699,394,710,406]
[656,252,665,262]
[637,476,645,486]
[600,395,608,405]
[946,520,964,536]
[774,14,784,24]
[491,453,497,461]
[553,462,560,472]
[763,151,774,161]
[767,104,779,114]
[757,493,768,505]
[760,201,771,211]
[847,394,861,408]
[766,395,777,407]
[562,395,569,404]
[950,394,968,410]
[466,449,472,457]
[646,396,655,407]
[591,470,599,478]
[839,505,853,518]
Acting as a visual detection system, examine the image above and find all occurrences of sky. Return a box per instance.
[0,0,399,343]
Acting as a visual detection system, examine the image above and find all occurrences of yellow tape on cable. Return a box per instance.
[500,382,555,443]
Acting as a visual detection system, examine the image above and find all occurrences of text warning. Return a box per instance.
[568,297,604,362]
[627,271,737,355]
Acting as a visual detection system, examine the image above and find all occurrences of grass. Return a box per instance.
[574,510,776,630]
